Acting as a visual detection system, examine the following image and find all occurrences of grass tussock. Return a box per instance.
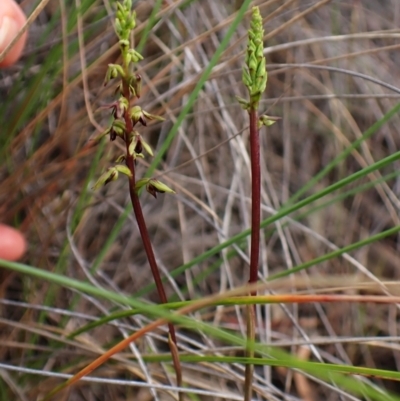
[2,0,400,400]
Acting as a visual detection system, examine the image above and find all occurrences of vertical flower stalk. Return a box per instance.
[93,0,182,394]
[240,6,272,290]
[237,7,277,401]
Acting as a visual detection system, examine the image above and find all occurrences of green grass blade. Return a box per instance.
[137,150,400,296]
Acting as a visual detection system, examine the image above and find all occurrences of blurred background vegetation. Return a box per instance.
[2,0,400,400]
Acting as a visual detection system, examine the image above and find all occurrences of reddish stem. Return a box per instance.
[249,108,260,294]
[244,105,261,401]
[122,82,177,345]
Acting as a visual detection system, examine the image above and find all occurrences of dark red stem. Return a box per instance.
[249,108,260,294]
[122,82,177,345]
[244,106,260,401]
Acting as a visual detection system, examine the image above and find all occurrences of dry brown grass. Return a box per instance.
[2,0,400,400]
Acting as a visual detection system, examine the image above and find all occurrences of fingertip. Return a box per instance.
[0,224,26,261]
[0,0,27,67]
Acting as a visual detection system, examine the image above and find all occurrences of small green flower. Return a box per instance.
[92,167,119,190]
[127,49,143,63]
[130,106,165,127]
[93,1,175,199]
[128,132,153,157]
[134,178,175,197]
[93,119,126,142]
[115,164,133,177]
[109,119,126,141]
[147,179,175,198]
[104,64,125,86]
[128,74,142,97]
[135,178,150,192]
[258,115,280,128]
[116,96,129,117]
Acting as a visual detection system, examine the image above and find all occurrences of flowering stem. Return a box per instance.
[240,7,271,401]
[124,125,177,344]
[127,169,178,343]
[244,104,260,401]
[249,108,260,292]
[121,79,179,349]
[90,0,181,395]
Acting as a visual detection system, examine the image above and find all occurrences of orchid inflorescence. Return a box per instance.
[236,6,278,127]
[93,0,174,198]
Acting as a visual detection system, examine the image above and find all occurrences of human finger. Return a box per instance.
[0,0,27,67]
[0,224,26,261]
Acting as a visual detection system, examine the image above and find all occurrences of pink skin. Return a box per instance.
[0,0,27,260]
[0,225,26,261]
[0,0,27,67]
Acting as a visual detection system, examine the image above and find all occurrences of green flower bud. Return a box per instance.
[242,67,252,87]
[256,57,266,78]
[248,53,258,73]
[255,43,264,59]
[115,18,123,37]
[236,95,250,111]
[128,18,136,30]
[115,1,136,40]
[258,74,267,94]
[116,9,124,21]
[128,11,136,30]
